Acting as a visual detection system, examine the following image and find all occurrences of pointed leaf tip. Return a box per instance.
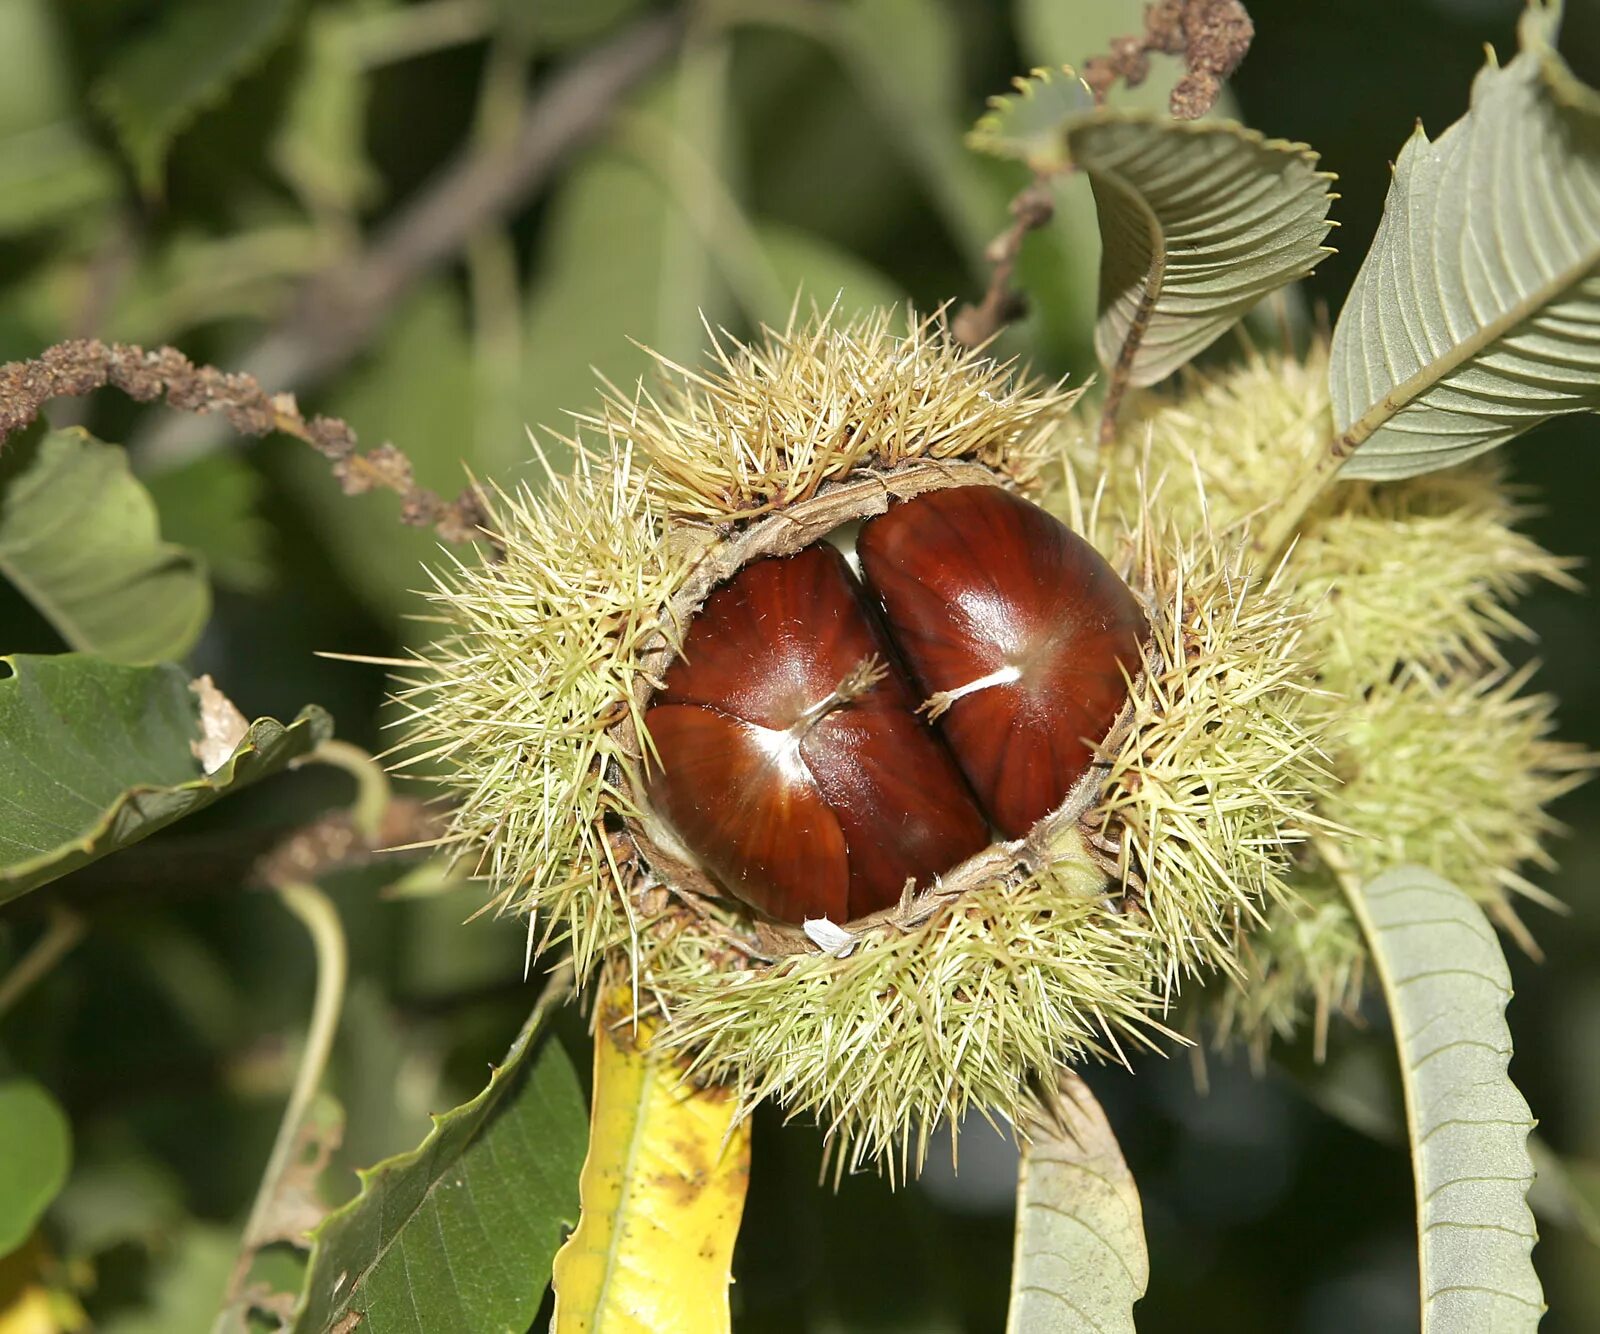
[1330,2,1600,477]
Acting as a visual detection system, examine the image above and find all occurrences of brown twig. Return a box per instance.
[1082,0,1253,120]
[0,339,490,544]
[139,10,685,471]
[952,180,1055,348]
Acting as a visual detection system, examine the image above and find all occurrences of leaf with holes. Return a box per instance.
[1005,1069,1147,1334]
[0,654,330,900]
[292,982,586,1333]
[0,426,209,664]
[1345,865,1542,1331]
[1330,4,1600,479]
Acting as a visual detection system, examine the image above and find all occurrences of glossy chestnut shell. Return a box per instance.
[642,484,1147,925]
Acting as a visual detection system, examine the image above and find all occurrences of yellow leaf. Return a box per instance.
[551,990,751,1334]
[0,1237,85,1334]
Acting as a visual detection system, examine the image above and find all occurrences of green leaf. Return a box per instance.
[0,0,118,235]
[1345,865,1542,1331]
[144,452,274,595]
[271,10,382,221]
[0,1079,70,1258]
[92,0,299,194]
[968,66,1097,173]
[292,981,586,1333]
[1071,114,1334,386]
[0,654,331,901]
[1006,1070,1147,1334]
[1330,4,1600,480]
[0,427,209,664]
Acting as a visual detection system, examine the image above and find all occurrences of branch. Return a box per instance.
[141,10,685,470]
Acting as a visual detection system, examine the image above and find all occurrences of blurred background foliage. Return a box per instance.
[1,0,1598,1329]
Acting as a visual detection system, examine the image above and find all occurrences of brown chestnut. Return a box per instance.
[857,486,1148,837]
[644,544,990,924]
[643,486,1147,924]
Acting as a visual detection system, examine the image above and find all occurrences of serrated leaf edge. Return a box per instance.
[292,974,572,1330]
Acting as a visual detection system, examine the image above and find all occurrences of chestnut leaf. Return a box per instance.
[0,426,209,665]
[969,77,1335,387]
[0,655,330,901]
[1344,865,1541,1332]
[292,980,585,1334]
[1330,3,1600,480]
[1006,1070,1147,1334]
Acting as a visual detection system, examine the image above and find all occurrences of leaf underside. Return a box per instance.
[1330,4,1600,478]
[292,985,586,1334]
[1071,114,1336,387]
[0,654,330,901]
[0,427,209,664]
[1006,1069,1148,1334]
[965,74,1330,389]
[967,66,1097,174]
[1346,865,1542,1332]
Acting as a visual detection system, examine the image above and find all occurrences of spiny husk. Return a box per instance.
[399,307,1350,1165]
[654,514,1330,1165]
[1066,343,1587,1055]
[1069,341,1333,539]
[660,836,1163,1176]
[390,447,678,976]
[1294,466,1578,693]
[1208,874,1366,1063]
[1064,497,1336,993]
[587,306,1071,522]
[1321,663,1593,912]
[395,310,1080,990]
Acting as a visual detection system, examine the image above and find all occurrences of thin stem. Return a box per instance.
[302,739,391,840]
[219,880,349,1321]
[1250,440,1348,566]
[0,909,86,1021]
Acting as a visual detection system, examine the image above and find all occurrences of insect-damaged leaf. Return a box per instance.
[0,654,330,901]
